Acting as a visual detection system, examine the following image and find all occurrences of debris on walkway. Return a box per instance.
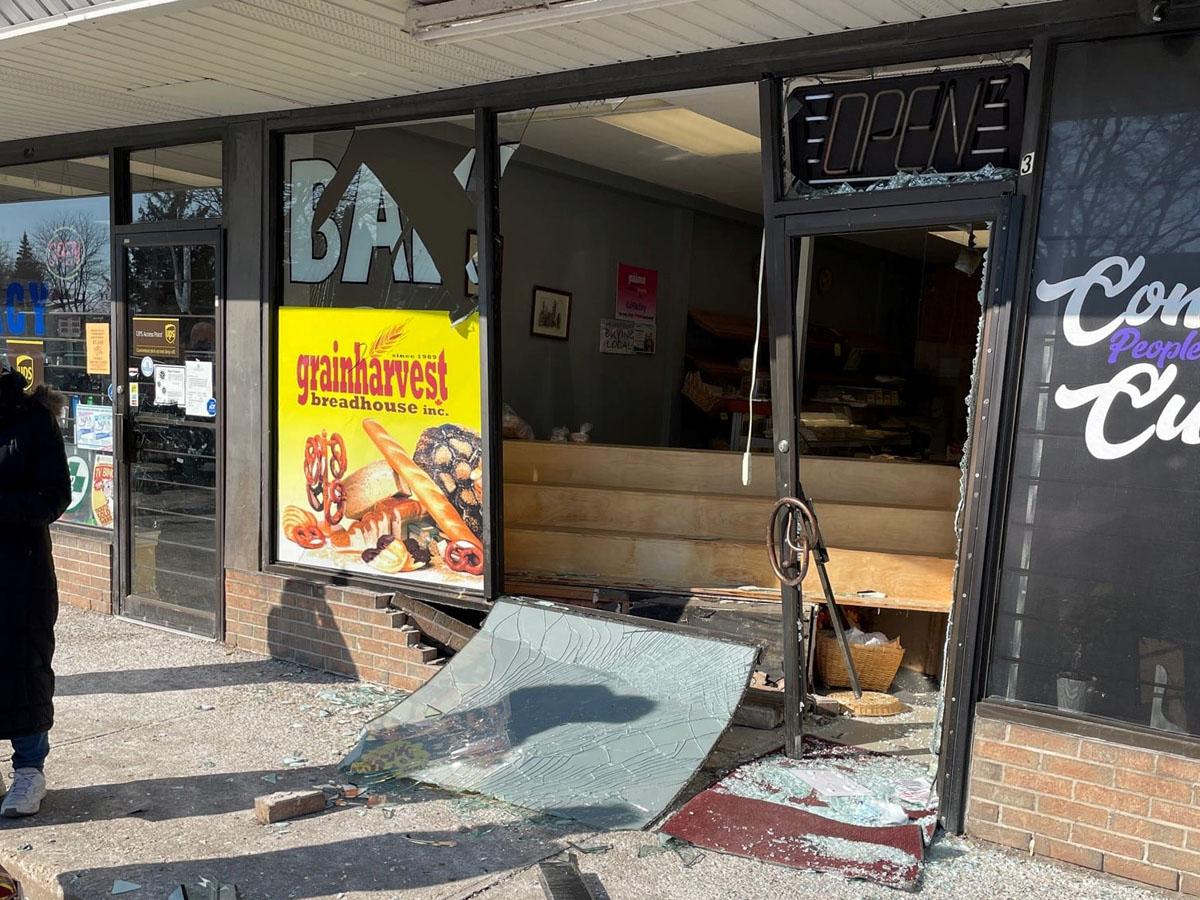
[341,597,757,830]
[253,789,328,824]
[538,853,600,900]
[662,737,938,889]
[0,863,20,900]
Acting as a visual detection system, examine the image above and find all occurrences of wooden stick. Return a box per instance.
[362,419,480,547]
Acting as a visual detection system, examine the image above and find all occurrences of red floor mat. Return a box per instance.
[662,737,936,890]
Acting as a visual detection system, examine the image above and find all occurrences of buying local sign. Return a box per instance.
[1038,255,1200,460]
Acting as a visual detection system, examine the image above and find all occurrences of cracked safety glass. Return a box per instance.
[341,597,758,830]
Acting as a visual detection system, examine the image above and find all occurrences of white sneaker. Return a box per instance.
[1,769,45,817]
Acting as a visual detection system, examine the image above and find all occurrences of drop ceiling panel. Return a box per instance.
[0,0,1060,143]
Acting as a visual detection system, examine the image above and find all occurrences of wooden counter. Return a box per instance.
[502,441,959,613]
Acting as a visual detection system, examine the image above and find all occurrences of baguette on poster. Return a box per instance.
[362,418,481,549]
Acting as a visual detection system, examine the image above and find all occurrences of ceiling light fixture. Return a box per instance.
[597,108,760,157]
[0,0,221,43]
[409,0,695,44]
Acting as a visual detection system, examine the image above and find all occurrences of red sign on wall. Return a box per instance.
[615,264,657,323]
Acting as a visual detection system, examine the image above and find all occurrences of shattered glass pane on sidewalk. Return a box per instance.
[340,597,758,830]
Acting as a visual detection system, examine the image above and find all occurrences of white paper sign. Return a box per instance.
[154,365,186,407]
[185,360,214,418]
[794,769,869,797]
[599,318,656,355]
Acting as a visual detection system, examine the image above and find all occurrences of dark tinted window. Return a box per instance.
[989,32,1200,736]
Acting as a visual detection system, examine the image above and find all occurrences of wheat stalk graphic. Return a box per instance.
[368,323,406,357]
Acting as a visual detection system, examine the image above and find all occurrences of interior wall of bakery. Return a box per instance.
[499,150,761,447]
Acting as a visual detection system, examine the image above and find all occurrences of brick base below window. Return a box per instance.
[224,569,445,692]
[52,528,113,615]
[967,713,1200,894]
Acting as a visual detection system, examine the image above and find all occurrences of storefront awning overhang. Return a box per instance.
[0,0,1070,145]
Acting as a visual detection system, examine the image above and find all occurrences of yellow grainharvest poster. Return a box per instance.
[276,307,483,590]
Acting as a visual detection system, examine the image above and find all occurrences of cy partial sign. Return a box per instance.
[786,65,1026,186]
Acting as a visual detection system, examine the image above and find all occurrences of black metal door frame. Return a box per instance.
[765,189,1023,830]
[112,226,226,639]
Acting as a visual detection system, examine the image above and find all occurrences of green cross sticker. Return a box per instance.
[67,455,90,512]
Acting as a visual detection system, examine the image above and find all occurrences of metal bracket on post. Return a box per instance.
[768,491,862,758]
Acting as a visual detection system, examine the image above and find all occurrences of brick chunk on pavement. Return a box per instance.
[254,789,327,824]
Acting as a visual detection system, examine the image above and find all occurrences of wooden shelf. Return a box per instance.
[504,482,955,556]
[503,441,961,508]
[501,441,959,615]
[685,351,768,383]
[688,309,767,342]
[504,525,953,613]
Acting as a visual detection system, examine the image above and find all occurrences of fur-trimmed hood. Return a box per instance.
[0,368,65,422]
[30,383,66,417]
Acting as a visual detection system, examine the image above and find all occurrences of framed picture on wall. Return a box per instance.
[531,287,571,340]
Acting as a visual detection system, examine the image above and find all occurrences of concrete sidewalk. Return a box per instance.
[0,608,1165,900]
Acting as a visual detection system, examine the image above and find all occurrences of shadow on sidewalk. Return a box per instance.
[56,660,338,696]
[0,766,344,826]
[266,578,358,683]
[52,823,592,900]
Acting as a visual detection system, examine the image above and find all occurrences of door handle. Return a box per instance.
[115,411,137,464]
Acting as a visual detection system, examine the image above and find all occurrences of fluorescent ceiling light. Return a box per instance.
[0,0,220,44]
[597,108,760,157]
[930,227,991,250]
[409,0,695,44]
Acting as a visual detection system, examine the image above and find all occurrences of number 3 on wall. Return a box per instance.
[1020,152,1036,177]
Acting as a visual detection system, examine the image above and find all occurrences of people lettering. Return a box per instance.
[1037,255,1200,460]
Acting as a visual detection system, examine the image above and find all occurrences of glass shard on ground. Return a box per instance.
[340,597,759,830]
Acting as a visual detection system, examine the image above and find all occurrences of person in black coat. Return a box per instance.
[0,368,71,817]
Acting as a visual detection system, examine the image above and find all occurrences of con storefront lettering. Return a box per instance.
[1038,256,1200,460]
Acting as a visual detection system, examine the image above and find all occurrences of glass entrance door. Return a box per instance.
[115,232,222,637]
[771,196,1022,832]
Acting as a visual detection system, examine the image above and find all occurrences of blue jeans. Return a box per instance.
[10,732,49,771]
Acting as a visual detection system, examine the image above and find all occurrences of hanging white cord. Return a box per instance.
[742,231,767,487]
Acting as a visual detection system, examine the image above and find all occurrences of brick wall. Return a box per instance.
[224,568,446,692]
[967,713,1200,894]
[51,528,112,614]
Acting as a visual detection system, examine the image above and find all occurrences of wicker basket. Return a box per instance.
[816,631,904,692]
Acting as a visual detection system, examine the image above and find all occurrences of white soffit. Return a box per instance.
[0,0,1061,143]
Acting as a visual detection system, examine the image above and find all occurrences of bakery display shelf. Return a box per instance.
[688,309,768,342]
[504,527,954,614]
[502,442,956,614]
[685,351,768,382]
[684,393,771,417]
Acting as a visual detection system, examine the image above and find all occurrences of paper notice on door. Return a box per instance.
[85,322,110,375]
[153,365,186,407]
[185,360,214,417]
[129,383,139,408]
